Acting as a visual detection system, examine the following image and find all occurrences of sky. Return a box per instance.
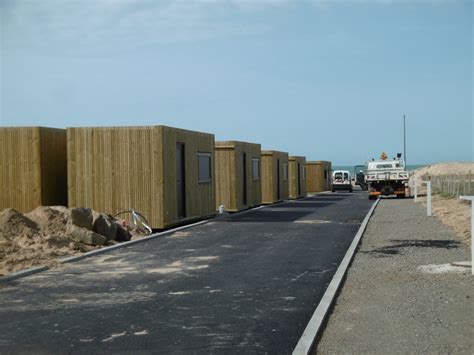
[0,0,472,165]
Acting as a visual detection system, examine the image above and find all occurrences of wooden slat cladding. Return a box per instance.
[306,160,332,193]
[0,127,67,212]
[161,126,215,227]
[261,150,289,204]
[67,125,214,229]
[289,156,307,199]
[215,141,261,212]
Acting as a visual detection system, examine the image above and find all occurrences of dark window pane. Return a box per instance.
[198,153,212,182]
[252,158,260,180]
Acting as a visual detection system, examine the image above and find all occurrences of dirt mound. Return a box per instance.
[0,206,139,277]
[0,209,39,243]
[411,162,474,183]
[26,206,68,236]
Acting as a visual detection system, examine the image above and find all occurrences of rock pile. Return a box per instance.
[0,206,134,276]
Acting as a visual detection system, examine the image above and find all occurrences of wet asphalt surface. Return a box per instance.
[0,191,373,354]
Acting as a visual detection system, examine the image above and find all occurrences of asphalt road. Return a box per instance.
[0,191,373,354]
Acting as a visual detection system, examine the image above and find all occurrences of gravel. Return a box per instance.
[316,198,473,354]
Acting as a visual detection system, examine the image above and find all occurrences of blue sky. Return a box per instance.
[1,0,472,165]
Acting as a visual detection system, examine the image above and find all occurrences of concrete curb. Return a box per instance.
[292,197,380,355]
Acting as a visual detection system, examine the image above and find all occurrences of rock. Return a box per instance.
[115,222,132,242]
[93,214,118,241]
[68,208,93,230]
[68,225,106,246]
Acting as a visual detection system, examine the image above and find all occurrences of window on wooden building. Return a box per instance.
[198,153,212,183]
[252,158,260,180]
[283,163,288,181]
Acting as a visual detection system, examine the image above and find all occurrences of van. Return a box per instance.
[332,170,353,193]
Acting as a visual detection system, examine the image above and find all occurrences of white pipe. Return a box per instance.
[422,181,431,216]
[427,181,432,216]
[460,196,474,275]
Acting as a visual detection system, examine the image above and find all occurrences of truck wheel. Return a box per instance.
[332,188,335,193]
[397,194,405,199]
[368,195,376,200]
[349,188,353,193]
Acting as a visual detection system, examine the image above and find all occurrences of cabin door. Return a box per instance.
[176,143,186,218]
[242,153,247,206]
[298,163,301,196]
[277,159,281,200]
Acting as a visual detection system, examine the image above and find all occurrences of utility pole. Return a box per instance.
[403,114,407,165]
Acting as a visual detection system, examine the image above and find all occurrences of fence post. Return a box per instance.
[423,181,432,216]
[414,181,418,202]
[459,196,474,275]
[469,171,472,195]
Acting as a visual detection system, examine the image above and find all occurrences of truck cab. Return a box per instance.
[332,170,353,193]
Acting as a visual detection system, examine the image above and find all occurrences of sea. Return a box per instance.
[332,164,426,173]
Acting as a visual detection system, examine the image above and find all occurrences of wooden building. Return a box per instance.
[215,141,262,212]
[289,156,307,199]
[0,127,67,213]
[261,150,289,204]
[68,125,215,229]
[307,160,332,193]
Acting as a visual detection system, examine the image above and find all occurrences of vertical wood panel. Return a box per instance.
[261,150,289,204]
[215,141,261,212]
[307,161,332,192]
[0,127,66,212]
[289,156,306,199]
[68,125,214,229]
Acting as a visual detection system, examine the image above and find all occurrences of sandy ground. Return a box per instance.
[409,162,474,247]
[416,195,471,247]
[316,199,473,354]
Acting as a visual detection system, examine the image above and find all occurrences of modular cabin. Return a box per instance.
[307,160,332,193]
[67,125,215,229]
[261,150,289,204]
[215,141,262,212]
[0,127,67,212]
[289,156,307,199]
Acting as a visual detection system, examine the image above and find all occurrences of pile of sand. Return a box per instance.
[410,162,474,183]
[0,206,137,276]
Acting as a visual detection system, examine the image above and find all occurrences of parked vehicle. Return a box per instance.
[354,165,368,190]
[365,156,409,199]
[332,170,353,192]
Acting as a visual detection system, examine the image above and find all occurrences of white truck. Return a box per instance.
[364,158,409,200]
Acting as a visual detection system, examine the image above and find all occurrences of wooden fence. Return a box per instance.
[424,172,474,198]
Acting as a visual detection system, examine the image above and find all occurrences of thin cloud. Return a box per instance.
[1,0,460,52]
